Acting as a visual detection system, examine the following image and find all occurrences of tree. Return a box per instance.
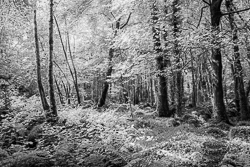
[98,13,131,107]
[34,5,49,111]
[171,0,183,116]
[203,0,250,123]
[225,0,250,120]
[204,0,229,123]
[48,0,57,116]
[151,1,171,117]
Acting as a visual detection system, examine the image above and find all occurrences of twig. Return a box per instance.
[120,13,132,29]
[197,6,209,28]
[222,7,250,16]
[202,0,211,6]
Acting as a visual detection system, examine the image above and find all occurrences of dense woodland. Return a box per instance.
[1,0,250,166]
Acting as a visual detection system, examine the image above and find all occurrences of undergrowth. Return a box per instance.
[0,95,250,167]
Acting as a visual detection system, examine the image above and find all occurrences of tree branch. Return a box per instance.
[120,13,132,29]
[197,5,209,28]
[222,7,250,16]
[202,0,210,6]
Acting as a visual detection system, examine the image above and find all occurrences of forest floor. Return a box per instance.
[0,95,250,167]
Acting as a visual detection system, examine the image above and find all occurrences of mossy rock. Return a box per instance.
[27,125,43,141]
[229,126,250,142]
[207,122,232,131]
[52,150,78,167]
[206,127,228,138]
[0,151,52,167]
[82,154,107,167]
[201,140,228,166]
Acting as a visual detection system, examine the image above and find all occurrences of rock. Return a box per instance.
[206,127,227,138]
[53,150,77,167]
[189,152,203,164]
[201,139,228,166]
[229,126,250,142]
[0,151,53,167]
[27,125,42,141]
[166,118,180,127]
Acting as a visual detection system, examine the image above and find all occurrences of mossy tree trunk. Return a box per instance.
[48,0,57,116]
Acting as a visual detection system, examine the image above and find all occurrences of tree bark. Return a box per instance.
[190,50,197,107]
[48,0,57,116]
[152,1,171,117]
[231,65,240,113]
[98,48,114,107]
[34,9,50,111]
[172,0,183,116]
[225,0,250,120]
[209,0,229,123]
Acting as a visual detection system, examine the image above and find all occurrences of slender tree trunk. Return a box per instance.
[190,50,197,107]
[67,33,81,104]
[54,16,80,105]
[226,0,250,120]
[231,64,240,113]
[245,36,250,97]
[209,0,229,123]
[54,76,64,104]
[152,1,171,117]
[98,14,131,107]
[48,0,57,116]
[172,0,183,116]
[34,9,50,111]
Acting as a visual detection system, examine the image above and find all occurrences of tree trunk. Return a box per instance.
[98,48,114,107]
[172,0,183,116]
[190,50,197,107]
[245,36,250,97]
[48,0,57,116]
[54,76,64,104]
[209,0,229,123]
[67,33,81,104]
[54,16,80,105]
[225,0,250,120]
[231,64,240,113]
[98,14,130,107]
[34,9,50,111]
[152,1,171,117]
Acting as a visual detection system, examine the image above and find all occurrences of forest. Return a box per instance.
[1,0,250,166]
